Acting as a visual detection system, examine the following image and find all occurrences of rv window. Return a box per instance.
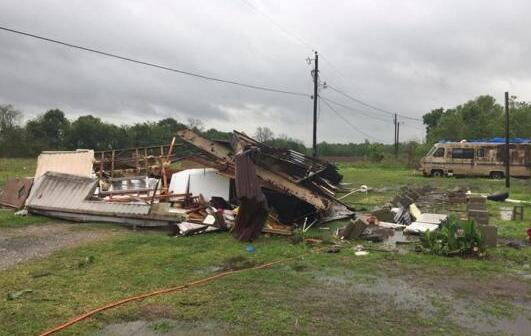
[452,148,474,159]
[477,148,485,158]
[433,148,445,157]
[426,146,437,156]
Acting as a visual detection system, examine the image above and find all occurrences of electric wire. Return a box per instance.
[0,25,310,97]
[323,96,425,131]
[240,0,314,51]
[237,1,426,124]
[320,96,392,123]
[326,84,423,121]
[320,95,380,142]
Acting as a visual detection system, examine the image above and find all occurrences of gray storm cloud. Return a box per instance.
[1,0,530,144]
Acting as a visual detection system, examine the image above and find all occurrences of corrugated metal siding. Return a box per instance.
[26,172,151,215]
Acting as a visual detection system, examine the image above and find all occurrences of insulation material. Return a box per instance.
[169,168,230,201]
[34,150,94,178]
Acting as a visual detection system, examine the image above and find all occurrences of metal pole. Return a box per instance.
[312,51,319,158]
[394,114,398,158]
[504,91,510,188]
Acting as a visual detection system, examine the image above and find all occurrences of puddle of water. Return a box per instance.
[317,270,531,335]
[354,278,438,316]
[449,301,531,336]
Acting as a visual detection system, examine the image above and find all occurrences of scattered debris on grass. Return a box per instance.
[1,129,355,242]
[6,289,32,301]
[78,255,95,268]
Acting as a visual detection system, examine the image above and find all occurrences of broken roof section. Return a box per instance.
[177,129,349,215]
[34,150,94,178]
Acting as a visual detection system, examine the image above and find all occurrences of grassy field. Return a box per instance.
[0,159,530,335]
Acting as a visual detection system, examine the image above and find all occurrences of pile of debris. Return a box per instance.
[338,185,498,248]
[0,129,353,241]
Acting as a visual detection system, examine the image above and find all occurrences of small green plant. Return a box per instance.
[421,215,485,257]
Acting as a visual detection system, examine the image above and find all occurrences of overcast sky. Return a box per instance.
[1,0,530,145]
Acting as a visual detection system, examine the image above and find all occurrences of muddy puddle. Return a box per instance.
[317,270,531,335]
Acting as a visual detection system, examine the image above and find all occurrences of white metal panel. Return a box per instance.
[169,168,230,201]
[35,150,94,178]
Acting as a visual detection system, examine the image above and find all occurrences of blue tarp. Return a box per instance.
[438,137,531,144]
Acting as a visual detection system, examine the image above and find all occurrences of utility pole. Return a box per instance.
[397,121,400,156]
[504,91,510,188]
[312,51,319,158]
[393,114,398,158]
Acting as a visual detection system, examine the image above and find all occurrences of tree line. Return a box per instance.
[0,106,307,158]
[1,94,529,162]
[423,95,531,143]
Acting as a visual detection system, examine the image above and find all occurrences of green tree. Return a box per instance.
[424,95,505,143]
[25,109,70,154]
[67,115,111,150]
[0,104,29,157]
[422,108,444,135]
[509,98,531,138]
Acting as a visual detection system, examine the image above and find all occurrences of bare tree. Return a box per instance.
[0,104,22,132]
[187,118,204,132]
[255,127,274,143]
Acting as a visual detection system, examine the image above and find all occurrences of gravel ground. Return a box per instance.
[0,223,115,270]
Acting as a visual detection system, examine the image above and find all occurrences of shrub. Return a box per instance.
[421,215,485,257]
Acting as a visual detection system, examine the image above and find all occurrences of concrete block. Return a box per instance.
[371,208,395,222]
[479,225,497,247]
[468,209,489,225]
[340,218,368,240]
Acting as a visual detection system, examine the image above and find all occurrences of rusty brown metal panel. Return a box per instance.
[0,177,33,209]
[233,150,268,241]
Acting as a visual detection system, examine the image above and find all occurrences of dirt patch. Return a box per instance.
[100,319,234,336]
[0,223,116,270]
[139,303,177,320]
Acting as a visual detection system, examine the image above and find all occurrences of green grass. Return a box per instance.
[1,230,528,335]
[0,158,36,187]
[0,158,49,227]
[0,209,50,228]
[0,160,530,335]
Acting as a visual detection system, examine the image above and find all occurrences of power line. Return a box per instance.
[320,95,380,142]
[326,83,423,122]
[240,0,313,51]
[0,25,310,98]
[323,96,425,131]
[320,96,392,123]
[234,2,425,125]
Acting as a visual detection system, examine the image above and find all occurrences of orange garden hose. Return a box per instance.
[39,256,298,336]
